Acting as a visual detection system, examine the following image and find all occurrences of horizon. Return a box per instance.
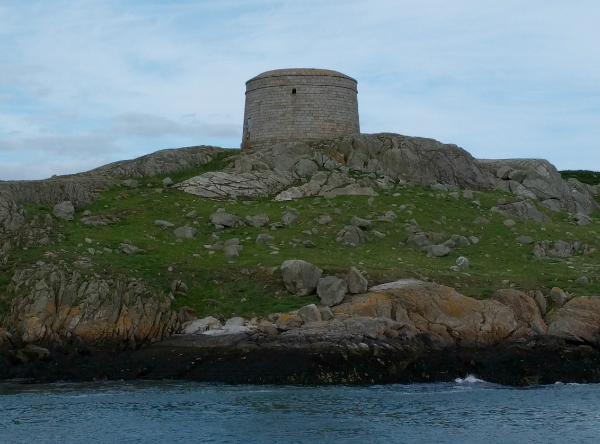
[1,1,599,180]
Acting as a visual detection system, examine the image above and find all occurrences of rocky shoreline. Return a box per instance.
[2,331,600,386]
[3,277,600,387]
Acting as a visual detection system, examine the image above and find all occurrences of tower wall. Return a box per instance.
[242,69,359,149]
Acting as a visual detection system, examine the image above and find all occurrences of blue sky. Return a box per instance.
[0,0,599,180]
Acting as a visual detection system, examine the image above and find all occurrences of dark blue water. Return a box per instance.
[1,376,599,443]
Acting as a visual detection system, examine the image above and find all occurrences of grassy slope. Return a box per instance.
[4,158,600,320]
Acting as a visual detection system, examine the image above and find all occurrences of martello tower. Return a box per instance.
[241,68,359,149]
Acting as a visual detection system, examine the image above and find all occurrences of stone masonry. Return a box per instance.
[241,69,359,149]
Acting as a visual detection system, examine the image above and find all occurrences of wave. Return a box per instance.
[454,375,485,384]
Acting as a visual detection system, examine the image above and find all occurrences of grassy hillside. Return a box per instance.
[4,158,599,320]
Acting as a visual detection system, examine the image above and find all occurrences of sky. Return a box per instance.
[0,0,599,180]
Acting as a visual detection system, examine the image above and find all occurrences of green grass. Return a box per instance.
[5,162,600,320]
[560,170,600,186]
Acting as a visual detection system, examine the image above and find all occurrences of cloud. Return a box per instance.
[110,113,240,139]
[0,134,121,160]
[0,0,598,179]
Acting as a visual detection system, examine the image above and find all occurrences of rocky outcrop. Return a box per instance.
[532,240,596,259]
[0,145,225,206]
[172,133,596,217]
[5,262,179,348]
[493,200,551,222]
[281,260,323,296]
[176,134,492,201]
[87,145,226,179]
[367,281,529,347]
[309,133,495,189]
[175,134,495,201]
[0,176,111,207]
[478,158,598,214]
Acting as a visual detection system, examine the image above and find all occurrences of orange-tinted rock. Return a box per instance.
[372,280,523,347]
[546,296,600,346]
[7,262,179,348]
[332,293,392,319]
[491,289,547,334]
[277,314,303,331]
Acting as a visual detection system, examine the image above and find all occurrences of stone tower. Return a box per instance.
[241,68,359,149]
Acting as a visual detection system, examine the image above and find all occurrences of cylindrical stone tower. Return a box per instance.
[241,68,359,149]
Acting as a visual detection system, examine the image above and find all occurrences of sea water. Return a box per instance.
[1,377,599,443]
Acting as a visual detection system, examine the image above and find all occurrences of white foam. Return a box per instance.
[455,375,485,384]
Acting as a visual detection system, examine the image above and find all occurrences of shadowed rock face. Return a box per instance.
[6,262,179,349]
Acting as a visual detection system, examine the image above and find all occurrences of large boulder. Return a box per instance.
[336,225,365,246]
[546,297,600,346]
[332,293,393,319]
[244,214,269,228]
[349,216,372,230]
[494,200,550,223]
[53,201,75,221]
[280,260,323,296]
[317,276,348,306]
[0,176,112,207]
[210,212,239,228]
[297,304,322,323]
[426,245,451,257]
[173,226,197,239]
[347,267,368,294]
[491,289,547,334]
[223,238,242,258]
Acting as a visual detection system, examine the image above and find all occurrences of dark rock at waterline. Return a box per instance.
[1,335,600,386]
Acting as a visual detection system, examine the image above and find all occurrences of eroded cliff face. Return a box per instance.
[5,262,179,349]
